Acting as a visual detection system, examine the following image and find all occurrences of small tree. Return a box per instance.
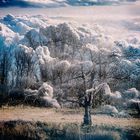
[80,71,108,125]
[59,46,111,125]
[60,60,109,125]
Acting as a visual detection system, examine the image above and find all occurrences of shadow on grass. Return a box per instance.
[0,120,140,140]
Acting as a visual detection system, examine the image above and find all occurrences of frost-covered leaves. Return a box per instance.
[0,15,140,109]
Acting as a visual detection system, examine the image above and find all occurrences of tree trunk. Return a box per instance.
[83,92,92,125]
[83,105,92,125]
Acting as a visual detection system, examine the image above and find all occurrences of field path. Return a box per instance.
[0,106,140,128]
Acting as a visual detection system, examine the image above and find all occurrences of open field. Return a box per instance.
[0,106,140,128]
[0,106,140,140]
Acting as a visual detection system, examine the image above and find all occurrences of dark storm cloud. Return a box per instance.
[0,0,137,7]
[0,0,38,7]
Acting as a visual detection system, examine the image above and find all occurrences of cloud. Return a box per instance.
[0,0,38,7]
[0,0,137,7]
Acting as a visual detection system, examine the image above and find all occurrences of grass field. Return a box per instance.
[0,106,140,128]
[0,106,140,140]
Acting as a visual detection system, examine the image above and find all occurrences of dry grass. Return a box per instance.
[0,106,140,140]
[0,120,139,140]
[0,106,140,128]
